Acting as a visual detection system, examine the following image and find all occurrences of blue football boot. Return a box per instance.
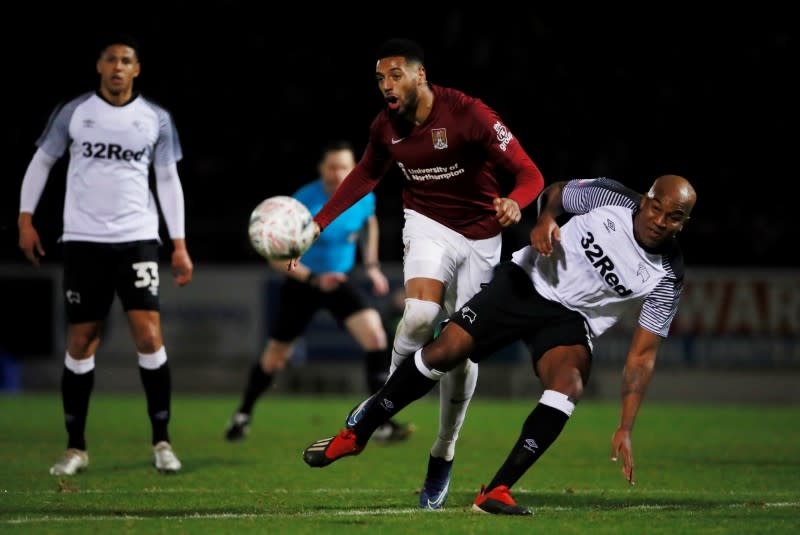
[419,454,453,510]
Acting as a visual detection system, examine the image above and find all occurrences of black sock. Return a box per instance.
[61,367,94,451]
[238,362,274,415]
[365,349,390,394]
[139,362,172,445]
[487,403,570,491]
[353,355,437,445]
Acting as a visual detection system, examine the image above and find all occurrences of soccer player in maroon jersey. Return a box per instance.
[292,38,544,509]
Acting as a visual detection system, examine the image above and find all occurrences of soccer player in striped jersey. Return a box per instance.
[303,175,697,516]
[292,38,545,510]
[17,34,192,475]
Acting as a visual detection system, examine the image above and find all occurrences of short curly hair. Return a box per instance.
[97,32,142,61]
[375,38,425,65]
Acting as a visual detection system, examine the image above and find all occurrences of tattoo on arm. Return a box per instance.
[621,367,648,396]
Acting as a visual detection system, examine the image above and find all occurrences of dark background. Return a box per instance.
[2,5,794,267]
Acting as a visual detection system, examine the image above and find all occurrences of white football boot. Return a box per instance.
[49,448,89,476]
[153,441,182,473]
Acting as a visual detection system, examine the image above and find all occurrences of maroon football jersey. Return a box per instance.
[315,84,544,239]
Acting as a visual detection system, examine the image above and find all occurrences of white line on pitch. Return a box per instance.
[2,503,799,524]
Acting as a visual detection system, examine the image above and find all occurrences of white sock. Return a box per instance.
[540,389,576,416]
[413,349,446,380]
[138,346,167,370]
[430,358,478,461]
[65,352,95,375]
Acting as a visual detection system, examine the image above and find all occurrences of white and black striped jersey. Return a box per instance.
[511,178,684,339]
[34,91,183,242]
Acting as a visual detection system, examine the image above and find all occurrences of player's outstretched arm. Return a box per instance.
[612,326,661,485]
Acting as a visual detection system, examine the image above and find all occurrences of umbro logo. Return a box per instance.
[132,120,148,134]
[523,438,539,452]
[603,218,616,232]
[637,262,650,282]
[380,398,395,411]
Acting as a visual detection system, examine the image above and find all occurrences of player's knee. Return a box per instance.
[423,339,467,372]
[135,334,162,354]
[131,320,162,354]
[67,323,102,353]
[360,329,388,351]
[538,345,591,400]
[563,373,584,401]
[424,321,473,369]
[264,356,289,372]
[262,345,292,372]
[398,298,441,339]
[68,333,98,354]
[540,363,584,402]
[421,344,451,371]
[346,310,388,350]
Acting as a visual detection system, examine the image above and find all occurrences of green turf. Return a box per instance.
[1,393,798,534]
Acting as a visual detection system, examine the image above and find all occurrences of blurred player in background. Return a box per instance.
[304,175,697,515]
[293,38,545,509]
[17,33,192,475]
[224,140,414,442]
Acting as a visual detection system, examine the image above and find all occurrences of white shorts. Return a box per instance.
[401,209,501,315]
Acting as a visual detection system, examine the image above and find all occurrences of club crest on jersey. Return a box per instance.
[460,306,477,324]
[431,128,448,150]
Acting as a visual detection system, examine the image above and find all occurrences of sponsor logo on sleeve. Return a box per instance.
[493,121,514,151]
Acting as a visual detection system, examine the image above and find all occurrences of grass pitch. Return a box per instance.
[1,393,798,534]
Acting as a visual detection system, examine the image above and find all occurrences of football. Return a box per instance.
[248,196,316,260]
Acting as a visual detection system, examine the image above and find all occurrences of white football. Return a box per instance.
[248,196,316,260]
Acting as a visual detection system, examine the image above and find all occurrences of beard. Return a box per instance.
[386,88,419,119]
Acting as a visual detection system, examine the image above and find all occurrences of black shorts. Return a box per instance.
[62,240,161,324]
[450,262,592,367]
[269,277,370,342]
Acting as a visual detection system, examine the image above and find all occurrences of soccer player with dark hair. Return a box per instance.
[303,175,697,515]
[291,37,545,509]
[18,34,192,475]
